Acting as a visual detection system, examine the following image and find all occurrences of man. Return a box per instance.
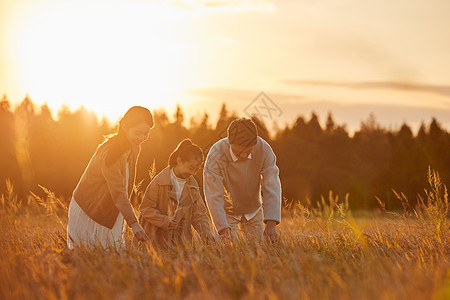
[203,117,282,242]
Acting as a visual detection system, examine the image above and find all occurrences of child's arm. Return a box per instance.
[139,178,171,229]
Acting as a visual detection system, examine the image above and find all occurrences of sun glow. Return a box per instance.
[10,2,188,121]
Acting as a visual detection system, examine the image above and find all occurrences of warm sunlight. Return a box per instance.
[10,2,188,120]
[2,2,450,299]
[2,0,450,130]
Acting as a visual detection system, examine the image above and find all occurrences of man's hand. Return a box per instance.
[218,227,232,242]
[264,220,278,242]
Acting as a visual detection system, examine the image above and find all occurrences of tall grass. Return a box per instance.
[0,169,449,300]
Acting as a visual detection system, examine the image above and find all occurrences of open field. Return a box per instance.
[0,171,449,300]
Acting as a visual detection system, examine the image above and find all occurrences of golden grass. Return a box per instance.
[0,169,449,300]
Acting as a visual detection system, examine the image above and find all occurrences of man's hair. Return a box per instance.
[227,118,258,147]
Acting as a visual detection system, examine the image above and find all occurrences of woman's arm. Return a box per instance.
[101,155,139,227]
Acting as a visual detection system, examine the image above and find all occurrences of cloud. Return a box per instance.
[170,0,275,12]
[283,80,450,98]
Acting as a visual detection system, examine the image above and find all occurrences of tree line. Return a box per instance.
[1,94,449,210]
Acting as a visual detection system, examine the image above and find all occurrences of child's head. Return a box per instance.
[168,139,204,177]
[227,118,258,160]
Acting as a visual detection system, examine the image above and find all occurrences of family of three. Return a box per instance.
[67,106,282,250]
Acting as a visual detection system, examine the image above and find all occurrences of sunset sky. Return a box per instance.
[1,0,450,132]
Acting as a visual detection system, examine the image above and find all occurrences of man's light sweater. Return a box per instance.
[203,137,282,232]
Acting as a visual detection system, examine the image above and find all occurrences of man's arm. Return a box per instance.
[203,147,230,233]
[260,141,282,225]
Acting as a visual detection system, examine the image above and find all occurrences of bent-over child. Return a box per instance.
[138,139,214,248]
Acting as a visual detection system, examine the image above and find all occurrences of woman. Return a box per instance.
[67,106,153,250]
[138,139,214,249]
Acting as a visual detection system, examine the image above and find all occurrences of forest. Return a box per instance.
[1,94,449,210]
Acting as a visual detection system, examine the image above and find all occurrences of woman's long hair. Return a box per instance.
[168,139,203,168]
[100,106,154,166]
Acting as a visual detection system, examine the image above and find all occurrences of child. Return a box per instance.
[67,106,153,250]
[138,139,214,248]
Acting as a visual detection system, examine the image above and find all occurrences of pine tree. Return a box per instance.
[174,104,184,126]
[14,95,36,194]
[325,112,336,133]
[0,95,22,194]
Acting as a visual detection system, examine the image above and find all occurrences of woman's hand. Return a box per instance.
[131,222,149,242]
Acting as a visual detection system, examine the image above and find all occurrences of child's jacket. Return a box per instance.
[138,167,212,248]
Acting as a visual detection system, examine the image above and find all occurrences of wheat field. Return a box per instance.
[0,169,449,300]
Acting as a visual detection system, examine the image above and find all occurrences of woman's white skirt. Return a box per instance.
[67,197,125,251]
